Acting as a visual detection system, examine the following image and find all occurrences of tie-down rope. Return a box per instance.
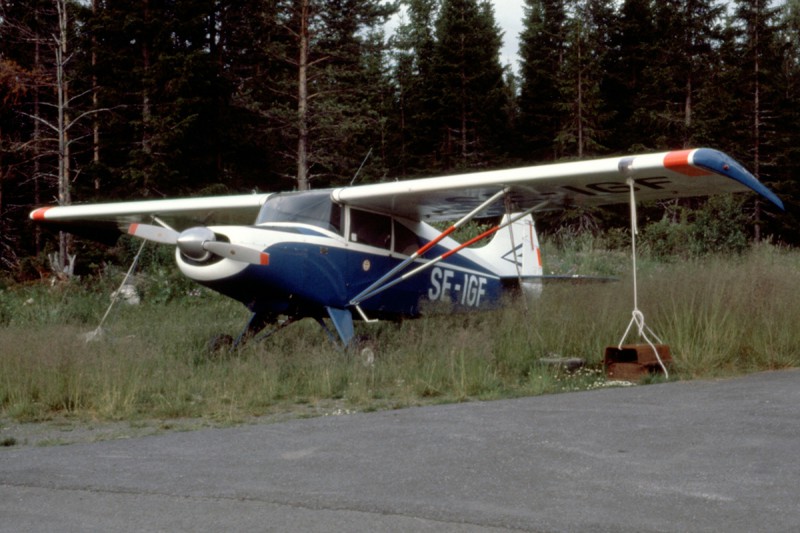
[618,178,669,379]
[85,236,148,342]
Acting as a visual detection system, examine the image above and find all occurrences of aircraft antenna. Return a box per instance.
[350,147,373,186]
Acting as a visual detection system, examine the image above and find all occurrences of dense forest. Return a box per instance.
[1,0,798,278]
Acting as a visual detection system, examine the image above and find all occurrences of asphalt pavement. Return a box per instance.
[2,370,799,532]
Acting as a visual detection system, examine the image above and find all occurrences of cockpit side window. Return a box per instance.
[349,209,392,249]
[394,220,422,256]
[256,190,342,234]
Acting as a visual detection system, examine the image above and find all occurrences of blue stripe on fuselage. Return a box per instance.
[195,241,505,319]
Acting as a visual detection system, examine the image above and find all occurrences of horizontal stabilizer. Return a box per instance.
[530,275,620,283]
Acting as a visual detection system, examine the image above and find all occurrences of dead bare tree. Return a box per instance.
[13,0,114,275]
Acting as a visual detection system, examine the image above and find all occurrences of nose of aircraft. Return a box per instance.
[177,227,217,262]
[128,222,269,265]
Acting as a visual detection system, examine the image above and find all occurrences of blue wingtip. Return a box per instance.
[693,148,785,211]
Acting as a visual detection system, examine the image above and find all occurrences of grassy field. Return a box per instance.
[2,243,800,428]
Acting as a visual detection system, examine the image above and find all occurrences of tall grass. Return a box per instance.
[642,246,800,376]
[2,245,799,424]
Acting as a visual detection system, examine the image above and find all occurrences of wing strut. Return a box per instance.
[616,177,669,378]
[349,187,510,307]
[351,201,548,316]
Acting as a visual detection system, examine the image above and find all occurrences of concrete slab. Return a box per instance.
[2,370,799,532]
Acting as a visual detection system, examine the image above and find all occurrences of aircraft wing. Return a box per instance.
[29,149,783,237]
[331,148,784,221]
[30,194,271,242]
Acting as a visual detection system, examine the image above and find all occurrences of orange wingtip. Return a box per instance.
[128,223,139,235]
[664,150,713,177]
[30,207,53,220]
[260,253,270,266]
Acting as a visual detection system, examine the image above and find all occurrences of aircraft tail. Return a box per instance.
[474,213,543,279]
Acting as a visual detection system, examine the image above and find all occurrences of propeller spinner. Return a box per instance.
[128,223,269,265]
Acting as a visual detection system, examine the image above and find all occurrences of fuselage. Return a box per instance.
[175,190,519,321]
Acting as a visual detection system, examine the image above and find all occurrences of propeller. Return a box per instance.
[128,223,269,265]
[128,223,178,245]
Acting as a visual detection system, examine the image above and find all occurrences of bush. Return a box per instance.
[641,195,749,259]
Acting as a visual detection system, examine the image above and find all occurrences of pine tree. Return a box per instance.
[631,0,725,150]
[602,0,656,152]
[769,0,800,241]
[88,0,233,196]
[727,0,786,241]
[777,0,800,186]
[679,0,726,148]
[217,0,287,190]
[433,0,509,170]
[390,0,440,175]
[517,0,567,162]
[268,0,396,190]
[0,55,32,269]
[357,27,396,182]
[556,0,615,159]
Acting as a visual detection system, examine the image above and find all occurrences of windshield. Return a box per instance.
[256,190,342,233]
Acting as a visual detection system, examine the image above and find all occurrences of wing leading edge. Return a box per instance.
[30,193,271,238]
[331,148,784,221]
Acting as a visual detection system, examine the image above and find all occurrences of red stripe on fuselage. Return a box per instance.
[663,150,713,177]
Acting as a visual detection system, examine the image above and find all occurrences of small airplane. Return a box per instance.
[30,148,784,348]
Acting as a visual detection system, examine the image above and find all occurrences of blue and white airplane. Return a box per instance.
[31,148,783,348]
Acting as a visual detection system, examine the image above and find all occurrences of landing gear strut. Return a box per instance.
[232,311,296,349]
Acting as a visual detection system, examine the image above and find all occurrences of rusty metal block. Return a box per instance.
[604,344,671,381]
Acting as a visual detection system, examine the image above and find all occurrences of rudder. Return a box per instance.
[474,213,543,279]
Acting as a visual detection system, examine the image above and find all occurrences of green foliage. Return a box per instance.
[641,195,750,259]
[555,0,616,157]
[602,0,657,152]
[389,0,440,174]
[431,219,492,245]
[540,231,629,277]
[0,282,106,329]
[433,0,510,169]
[517,0,568,161]
[112,238,197,303]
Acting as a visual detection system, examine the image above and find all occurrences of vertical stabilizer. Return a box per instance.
[474,213,543,279]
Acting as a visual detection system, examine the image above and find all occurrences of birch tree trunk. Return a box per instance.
[55,0,72,269]
[296,0,310,191]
